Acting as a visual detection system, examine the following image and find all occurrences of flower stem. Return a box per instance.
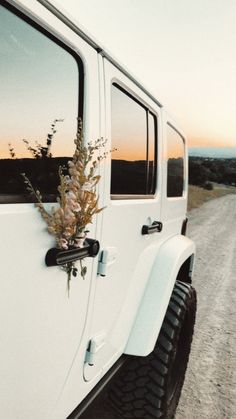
[67,262,72,297]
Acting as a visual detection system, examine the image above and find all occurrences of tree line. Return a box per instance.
[189,157,236,189]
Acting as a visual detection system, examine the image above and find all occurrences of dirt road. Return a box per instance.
[81,194,236,419]
[176,194,236,419]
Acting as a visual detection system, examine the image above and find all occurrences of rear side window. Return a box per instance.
[0,4,81,203]
[167,124,185,197]
[111,84,157,197]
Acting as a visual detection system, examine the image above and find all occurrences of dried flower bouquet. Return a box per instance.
[22,119,106,292]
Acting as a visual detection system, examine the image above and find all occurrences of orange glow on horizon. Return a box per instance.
[111,148,144,161]
[0,136,75,159]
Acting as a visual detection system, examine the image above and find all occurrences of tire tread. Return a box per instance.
[108,280,196,418]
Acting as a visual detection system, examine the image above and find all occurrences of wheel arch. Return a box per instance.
[125,234,195,356]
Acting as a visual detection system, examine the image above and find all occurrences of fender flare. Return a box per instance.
[125,234,195,356]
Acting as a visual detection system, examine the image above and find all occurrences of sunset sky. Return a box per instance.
[54,0,236,153]
[0,5,78,158]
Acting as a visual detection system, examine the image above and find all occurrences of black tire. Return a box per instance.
[108,280,197,419]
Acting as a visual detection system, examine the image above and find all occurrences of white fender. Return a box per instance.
[125,235,195,356]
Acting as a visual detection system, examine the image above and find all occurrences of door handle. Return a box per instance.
[45,238,100,267]
[142,221,163,235]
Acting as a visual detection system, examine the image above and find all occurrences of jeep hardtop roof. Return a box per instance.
[37,0,163,109]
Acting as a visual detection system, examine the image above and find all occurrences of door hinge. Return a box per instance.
[85,332,106,366]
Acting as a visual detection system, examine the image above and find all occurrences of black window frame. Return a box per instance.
[110,83,158,199]
[0,0,84,204]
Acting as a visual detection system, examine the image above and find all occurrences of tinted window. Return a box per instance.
[0,5,80,202]
[147,113,156,194]
[167,124,185,197]
[111,84,157,196]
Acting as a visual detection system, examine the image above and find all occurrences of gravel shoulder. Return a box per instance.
[175,194,236,419]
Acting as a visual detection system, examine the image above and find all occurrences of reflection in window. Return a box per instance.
[0,5,80,202]
[147,113,156,194]
[167,124,185,197]
[111,84,157,196]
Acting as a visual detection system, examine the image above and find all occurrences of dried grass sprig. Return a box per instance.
[23,118,64,159]
[23,119,107,293]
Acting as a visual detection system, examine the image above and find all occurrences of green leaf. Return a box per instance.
[81,266,87,278]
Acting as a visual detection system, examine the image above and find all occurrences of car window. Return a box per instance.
[0,4,81,202]
[111,83,157,197]
[167,124,185,197]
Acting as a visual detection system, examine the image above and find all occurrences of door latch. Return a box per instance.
[85,332,106,366]
[97,247,117,276]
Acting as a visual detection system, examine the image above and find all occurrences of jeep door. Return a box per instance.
[0,3,100,418]
[84,58,163,380]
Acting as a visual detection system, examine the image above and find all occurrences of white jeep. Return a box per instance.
[0,1,196,418]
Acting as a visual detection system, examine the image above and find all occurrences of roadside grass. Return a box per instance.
[188,184,236,211]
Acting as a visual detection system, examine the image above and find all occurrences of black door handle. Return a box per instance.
[142,221,163,235]
[45,238,100,267]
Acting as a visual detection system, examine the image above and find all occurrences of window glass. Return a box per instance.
[0,5,79,202]
[147,113,156,194]
[167,124,185,197]
[111,84,147,195]
[111,84,157,196]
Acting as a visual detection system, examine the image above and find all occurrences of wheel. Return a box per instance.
[108,280,197,419]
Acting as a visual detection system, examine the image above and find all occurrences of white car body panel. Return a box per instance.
[0,1,195,418]
[125,235,195,356]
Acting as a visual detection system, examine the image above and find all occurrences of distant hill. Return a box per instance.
[189,147,236,159]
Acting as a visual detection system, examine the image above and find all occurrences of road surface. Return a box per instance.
[176,194,236,419]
